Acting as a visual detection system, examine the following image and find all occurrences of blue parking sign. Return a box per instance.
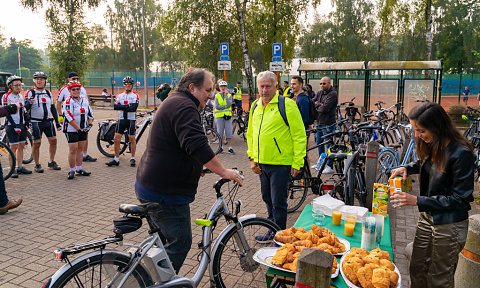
[221,43,229,56]
[273,43,282,57]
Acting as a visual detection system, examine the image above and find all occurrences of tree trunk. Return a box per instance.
[235,0,255,104]
[425,0,433,61]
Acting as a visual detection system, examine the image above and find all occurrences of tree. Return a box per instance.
[21,0,102,87]
[0,39,42,73]
[107,0,162,70]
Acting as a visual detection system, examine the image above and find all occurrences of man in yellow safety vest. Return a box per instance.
[282,80,293,98]
[233,81,242,116]
[214,81,235,154]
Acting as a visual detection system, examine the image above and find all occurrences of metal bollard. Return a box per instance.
[364,141,379,211]
[454,214,480,287]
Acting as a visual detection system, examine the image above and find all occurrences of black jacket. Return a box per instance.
[136,90,215,197]
[404,141,474,225]
[313,87,338,125]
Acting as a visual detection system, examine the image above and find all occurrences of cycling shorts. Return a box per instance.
[5,125,27,144]
[116,119,136,136]
[65,131,87,143]
[32,121,56,141]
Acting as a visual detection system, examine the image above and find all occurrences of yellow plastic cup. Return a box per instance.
[332,210,342,225]
[344,222,355,236]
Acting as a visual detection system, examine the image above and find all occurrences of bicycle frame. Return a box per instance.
[135,115,153,143]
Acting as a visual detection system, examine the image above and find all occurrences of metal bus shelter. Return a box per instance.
[298,61,443,114]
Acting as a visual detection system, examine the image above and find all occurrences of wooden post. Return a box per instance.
[365,141,379,211]
[224,70,226,81]
[455,214,480,287]
[295,248,333,288]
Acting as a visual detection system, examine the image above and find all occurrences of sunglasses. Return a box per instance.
[320,83,327,85]
[70,88,80,91]
[71,77,80,80]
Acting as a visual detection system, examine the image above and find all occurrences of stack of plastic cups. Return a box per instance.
[361,215,376,251]
[312,201,325,226]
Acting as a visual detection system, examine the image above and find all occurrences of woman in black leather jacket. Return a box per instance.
[390,102,474,288]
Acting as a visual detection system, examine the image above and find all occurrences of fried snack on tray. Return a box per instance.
[312,224,332,237]
[371,268,391,288]
[389,270,400,287]
[282,258,298,271]
[363,254,381,265]
[276,227,296,237]
[271,244,295,266]
[370,248,391,260]
[357,263,379,288]
[275,225,344,254]
[342,256,364,285]
[332,257,338,274]
[379,259,395,271]
[274,235,297,244]
[315,243,334,254]
[293,239,313,248]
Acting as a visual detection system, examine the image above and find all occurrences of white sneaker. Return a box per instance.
[311,164,319,170]
[322,166,334,174]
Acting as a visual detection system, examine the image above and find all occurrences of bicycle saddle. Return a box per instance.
[326,153,347,161]
[119,202,160,216]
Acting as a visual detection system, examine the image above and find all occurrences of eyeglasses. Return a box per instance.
[320,83,327,85]
[71,77,80,80]
[12,84,22,87]
[70,88,80,91]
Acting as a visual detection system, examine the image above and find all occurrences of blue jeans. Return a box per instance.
[137,197,192,274]
[259,164,290,229]
[0,162,8,207]
[316,124,336,168]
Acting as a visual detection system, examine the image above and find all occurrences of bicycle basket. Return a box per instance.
[100,122,117,142]
[113,216,142,235]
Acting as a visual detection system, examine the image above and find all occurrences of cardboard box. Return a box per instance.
[372,183,388,216]
[389,176,412,194]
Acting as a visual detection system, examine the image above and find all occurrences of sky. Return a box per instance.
[2,0,333,50]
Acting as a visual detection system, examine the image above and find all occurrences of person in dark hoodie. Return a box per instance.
[135,68,243,273]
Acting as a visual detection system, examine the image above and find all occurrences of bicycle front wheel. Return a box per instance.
[23,131,34,164]
[48,251,153,288]
[211,217,280,288]
[376,149,398,183]
[0,142,15,180]
[205,126,222,154]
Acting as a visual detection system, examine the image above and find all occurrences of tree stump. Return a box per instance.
[295,248,333,288]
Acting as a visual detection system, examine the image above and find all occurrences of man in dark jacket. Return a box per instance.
[313,77,338,173]
[135,68,242,273]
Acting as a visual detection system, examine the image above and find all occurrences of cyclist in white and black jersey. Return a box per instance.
[24,71,62,173]
[2,75,32,178]
[106,76,139,167]
[62,81,93,179]
[56,71,96,163]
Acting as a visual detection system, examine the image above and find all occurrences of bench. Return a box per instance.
[89,95,112,104]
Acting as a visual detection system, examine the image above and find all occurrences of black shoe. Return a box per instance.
[130,159,136,167]
[83,155,97,162]
[106,160,119,167]
[67,171,75,179]
[48,161,61,170]
[17,166,32,174]
[228,147,235,155]
[34,164,44,173]
[11,171,18,178]
[76,169,91,176]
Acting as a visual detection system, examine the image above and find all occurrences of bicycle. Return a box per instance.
[96,108,157,158]
[201,107,222,154]
[43,170,279,288]
[0,124,34,165]
[287,129,367,213]
[231,110,249,141]
[0,139,15,180]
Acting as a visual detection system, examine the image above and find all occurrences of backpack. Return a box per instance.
[251,95,289,126]
[306,96,318,126]
[100,122,117,142]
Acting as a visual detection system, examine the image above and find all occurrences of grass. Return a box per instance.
[474,195,480,205]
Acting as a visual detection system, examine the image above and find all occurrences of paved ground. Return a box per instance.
[0,106,478,288]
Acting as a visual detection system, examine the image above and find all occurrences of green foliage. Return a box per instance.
[448,104,466,115]
[0,38,42,73]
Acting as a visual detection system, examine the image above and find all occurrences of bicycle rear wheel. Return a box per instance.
[48,251,153,288]
[211,217,280,288]
[287,175,308,213]
[96,131,129,158]
[347,167,367,207]
[22,131,34,164]
[0,142,15,180]
[376,149,398,183]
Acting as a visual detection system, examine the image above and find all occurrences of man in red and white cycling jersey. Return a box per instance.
[106,76,139,167]
[57,72,96,162]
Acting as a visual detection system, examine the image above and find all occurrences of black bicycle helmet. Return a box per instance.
[33,71,48,79]
[6,75,22,87]
[123,76,134,85]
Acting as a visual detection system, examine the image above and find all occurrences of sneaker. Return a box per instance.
[130,159,136,167]
[76,169,91,176]
[34,164,44,173]
[228,147,235,155]
[322,166,334,174]
[311,164,319,170]
[255,230,275,244]
[106,160,119,167]
[218,147,223,154]
[67,171,75,179]
[48,161,61,170]
[83,155,97,162]
[11,171,18,178]
[17,166,32,174]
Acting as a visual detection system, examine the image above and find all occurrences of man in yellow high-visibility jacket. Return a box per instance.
[247,71,306,240]
[282,80,293,98]
[232,81,242,116]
